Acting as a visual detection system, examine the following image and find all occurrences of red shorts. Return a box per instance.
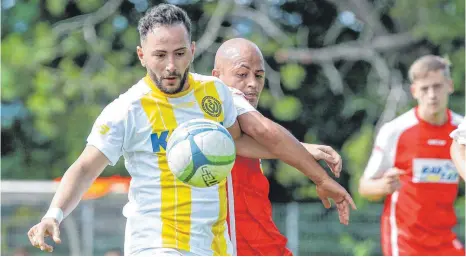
[382,237,465,256]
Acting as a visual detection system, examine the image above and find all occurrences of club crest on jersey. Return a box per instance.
[412,158,459,183]
[201,96,222,117]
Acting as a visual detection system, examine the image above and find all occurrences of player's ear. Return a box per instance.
[447,79,454,94]
[136,45,145,67]
[410,83,418,100]
[212,69,220,77]
[191,41,196,58]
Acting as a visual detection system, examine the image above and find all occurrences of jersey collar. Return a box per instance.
[414,106,451,127]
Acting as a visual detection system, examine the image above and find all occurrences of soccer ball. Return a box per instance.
[166,118,236,188]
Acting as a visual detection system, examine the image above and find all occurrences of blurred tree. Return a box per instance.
[1,0,464,206]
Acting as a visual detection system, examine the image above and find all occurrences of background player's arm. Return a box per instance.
[358,169,403,201]
[358,124,402,200]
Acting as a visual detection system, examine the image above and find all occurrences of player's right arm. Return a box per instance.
[28,99,127,252]
[358,124,403,200]
[27,146,109,252]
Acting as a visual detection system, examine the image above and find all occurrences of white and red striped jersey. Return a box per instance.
[363,107,464,256]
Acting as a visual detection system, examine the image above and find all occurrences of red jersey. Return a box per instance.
[227,156,292,256]
[364,108,464,256]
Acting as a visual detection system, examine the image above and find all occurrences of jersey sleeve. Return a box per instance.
[229,87,258,116]
[450,118,466,145]
[86,100,128,166]
[218,82,238,129]
[363,123,396,179]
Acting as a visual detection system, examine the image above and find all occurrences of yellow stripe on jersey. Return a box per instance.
[141,75,192,252]
[193,80,229,256]
[212,180,228,256]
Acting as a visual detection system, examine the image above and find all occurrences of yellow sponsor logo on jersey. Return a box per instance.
[98,124,110,135]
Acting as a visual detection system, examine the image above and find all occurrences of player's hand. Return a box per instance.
[316,177,357,225]
[303,144,342,177]
[380,168,404,194]
[27,218,61,252]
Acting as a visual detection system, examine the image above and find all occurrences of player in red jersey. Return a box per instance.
[212,38,345,256]
[359,55,465,256]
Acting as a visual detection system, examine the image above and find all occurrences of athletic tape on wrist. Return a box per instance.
[42,208,64,224]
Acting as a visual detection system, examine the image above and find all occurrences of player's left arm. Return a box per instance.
[235,110,330,183]
[226,120,241,139]
[235,132,342,176]
[227,86,342,174]
[222,83,355,224]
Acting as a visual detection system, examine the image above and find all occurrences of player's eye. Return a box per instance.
[154,53,166,58]
[237,73,247,78]
[175,52,185,57]
[256,74,264,79]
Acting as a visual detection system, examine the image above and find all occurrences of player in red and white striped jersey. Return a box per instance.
[359,55,465,256]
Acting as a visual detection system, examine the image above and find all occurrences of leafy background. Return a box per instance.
[1,0,465,255]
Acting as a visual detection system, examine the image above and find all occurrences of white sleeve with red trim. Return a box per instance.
[450,118,466,145]
[229,87,257,115]
[363,123,397,179]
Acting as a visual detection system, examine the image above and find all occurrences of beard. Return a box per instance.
[149,66,190,95]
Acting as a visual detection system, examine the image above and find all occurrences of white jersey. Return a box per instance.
[87,73,243,256]
[228,87,258,116]
[450,117,466,145]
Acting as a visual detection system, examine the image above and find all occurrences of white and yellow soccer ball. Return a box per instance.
[166,118,236,188]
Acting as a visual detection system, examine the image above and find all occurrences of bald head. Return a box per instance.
[214,38,264,70]
[212,38,265,107]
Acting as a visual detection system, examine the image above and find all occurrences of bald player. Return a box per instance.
[213,38,346,255]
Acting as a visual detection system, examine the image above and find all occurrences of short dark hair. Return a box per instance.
[137,3,192,42]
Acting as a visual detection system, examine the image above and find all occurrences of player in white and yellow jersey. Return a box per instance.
[28,4,355,256]
[450,118,465,179]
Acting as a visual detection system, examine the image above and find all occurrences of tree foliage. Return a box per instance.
[2,0,464,204]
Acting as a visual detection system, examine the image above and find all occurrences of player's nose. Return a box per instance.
[165,63,176,74]
[427,87,437,98]
[247,78,260,90]
[165,56,177,74]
